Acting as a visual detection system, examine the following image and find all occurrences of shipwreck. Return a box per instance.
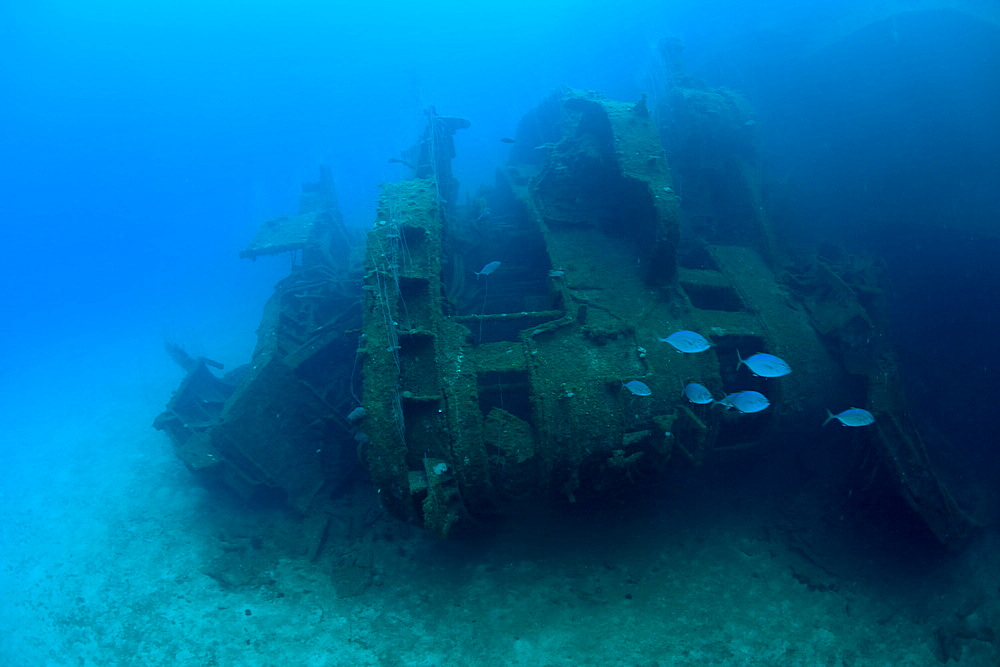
[155,84,973,547]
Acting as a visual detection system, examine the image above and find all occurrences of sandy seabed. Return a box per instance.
[2,335,998,667]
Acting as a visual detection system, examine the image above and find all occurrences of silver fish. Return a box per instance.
[823,408,875,427]
[659,330,712,353]
[622,380,652,396]
[682,382,714,405]
[717,390,769,414]
[737,351,791,377]
[475,261,501,277]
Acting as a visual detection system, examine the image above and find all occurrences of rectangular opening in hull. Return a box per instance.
[476,370,534,426]
[682,281,744,312]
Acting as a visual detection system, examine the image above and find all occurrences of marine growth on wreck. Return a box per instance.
[157,85,972,546]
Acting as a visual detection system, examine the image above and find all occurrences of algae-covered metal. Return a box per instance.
[156,91,973,548]
[354,93,785,529]
[155,168,362,513]
[355,89,972,544]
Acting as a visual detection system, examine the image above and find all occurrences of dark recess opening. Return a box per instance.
[682,282,743,311]
[477,370,534,426]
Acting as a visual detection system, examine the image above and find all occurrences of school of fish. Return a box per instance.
[655,330,874,427]
[474,264,874,430]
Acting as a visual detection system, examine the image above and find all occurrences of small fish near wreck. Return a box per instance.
[475,261,501,278]
[622,380,652,396]
[823,408,875,427]
[716,390,770,414]
[737,351,792,377]
[660,330,712,354]
[682,382,714,405]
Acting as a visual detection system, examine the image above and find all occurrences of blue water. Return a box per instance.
[2,1,1000,664]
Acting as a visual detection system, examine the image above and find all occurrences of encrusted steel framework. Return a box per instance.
[157,91,972,546]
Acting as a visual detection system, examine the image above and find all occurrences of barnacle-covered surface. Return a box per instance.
[155,169,362,513]
[355,88,965,540]
[239,166,352,267]
[373,88,968,543]
[360,178,456,527]
[158,91,972,546]
[239,211,327,259]
[494,89,844,505]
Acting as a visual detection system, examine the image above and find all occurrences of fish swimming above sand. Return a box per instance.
[660,330,712,353]
[823,408,875,427]
[737,351,791,377]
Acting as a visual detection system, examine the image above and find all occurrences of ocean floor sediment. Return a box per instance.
[2,340,997,666]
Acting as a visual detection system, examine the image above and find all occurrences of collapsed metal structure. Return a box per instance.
[155,167,361,513]
[156,87,973,545]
